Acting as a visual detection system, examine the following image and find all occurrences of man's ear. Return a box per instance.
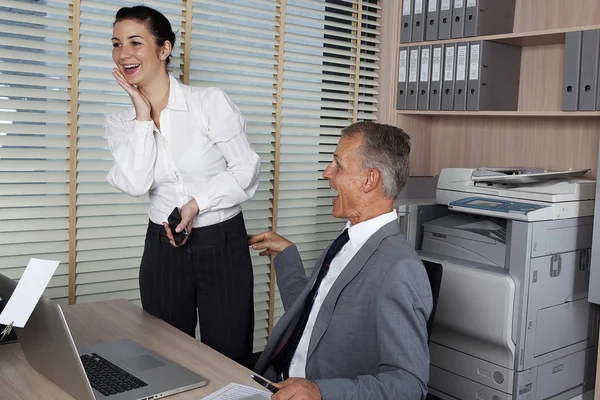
[363,168,381,193]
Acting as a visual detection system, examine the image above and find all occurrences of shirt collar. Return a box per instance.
[344,210,398,249]
[120,74,188,121]
[167,74,189,112]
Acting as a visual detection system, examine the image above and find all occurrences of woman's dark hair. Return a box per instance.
[114,5,176,66]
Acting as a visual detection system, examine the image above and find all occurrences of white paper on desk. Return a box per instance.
[200,382,271,400]
[0,258,60,327]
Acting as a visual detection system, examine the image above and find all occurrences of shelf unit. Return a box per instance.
[378,0,600,179]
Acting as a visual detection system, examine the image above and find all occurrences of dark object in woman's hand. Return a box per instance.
[168,207,188,245]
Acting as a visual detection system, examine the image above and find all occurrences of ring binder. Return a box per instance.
[418,45,432,110]
[401,0,413,43]
[429,44,444,110]
[397,48,409,110]
[579,29,600,111]
[451,0,465,39]
[562,31,583,111]
[426,0,441,41]
[412,0,426,42]
[438,0,452,40]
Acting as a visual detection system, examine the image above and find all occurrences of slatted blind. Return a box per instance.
[0,0,72,303]
[75,0,185,304]
[357,0,380,122]
[188,0,278,353]
[275,0,381,324]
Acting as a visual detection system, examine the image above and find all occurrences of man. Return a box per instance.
[248,121,432,400]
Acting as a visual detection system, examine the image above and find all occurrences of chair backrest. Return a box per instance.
[421,260,443,343]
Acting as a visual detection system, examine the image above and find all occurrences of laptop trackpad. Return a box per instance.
[121,354,165,372]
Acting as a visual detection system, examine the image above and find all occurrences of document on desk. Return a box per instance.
[0,258,60,327]
[201,383,271,400]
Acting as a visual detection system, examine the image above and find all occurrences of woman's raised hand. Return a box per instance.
[112,68,151,121]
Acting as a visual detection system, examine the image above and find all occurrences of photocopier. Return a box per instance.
[418,167,599,400]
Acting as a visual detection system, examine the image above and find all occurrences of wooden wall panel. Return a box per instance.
[377,0,401,125]
[429,117,600,178]
[396,115,432,177]
[514,0,600,32]
[518,44,563,112]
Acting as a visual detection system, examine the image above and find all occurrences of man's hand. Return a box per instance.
[271,378,322,400]
[163,199,198,247]
[248,231,293,257]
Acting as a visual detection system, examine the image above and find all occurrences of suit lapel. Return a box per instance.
[306,220,400,363]
[254,250,328,374]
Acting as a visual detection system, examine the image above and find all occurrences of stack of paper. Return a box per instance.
[201,383,270,400]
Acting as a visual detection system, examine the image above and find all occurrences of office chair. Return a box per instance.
[421,260,443,343]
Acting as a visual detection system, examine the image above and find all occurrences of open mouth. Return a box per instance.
[123,64,140,75]
[332,189,338,204]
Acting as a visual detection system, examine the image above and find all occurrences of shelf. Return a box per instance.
[396,110,600,117]
[399,24,600,48]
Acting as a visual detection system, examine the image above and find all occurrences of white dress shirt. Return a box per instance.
[288,210,399,378]
[105,75,261,228]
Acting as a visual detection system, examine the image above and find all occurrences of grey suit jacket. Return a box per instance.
[254,220,432,400]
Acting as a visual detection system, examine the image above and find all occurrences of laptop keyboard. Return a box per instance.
[80,353,148,397]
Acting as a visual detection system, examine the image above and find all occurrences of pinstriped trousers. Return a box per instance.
[139,212,254,367]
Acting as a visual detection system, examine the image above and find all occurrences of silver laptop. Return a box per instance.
[0,273,207,400]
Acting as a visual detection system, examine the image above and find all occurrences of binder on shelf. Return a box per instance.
[595,37,600,111]
[466,41,522,111]
[453,42,469,110]
[429,44,444,110]
[562,31,582,111]
[407,46,421,110]
[579,29,600,111]
[412,0,426,43]
[426,0,440,41]
[418,45,432,110]
[397,48,409,110]
[401,0,413,43]
[464,0,516,37]
[441,43,456,110]
[451,0,465,39]
[438,0,452,40]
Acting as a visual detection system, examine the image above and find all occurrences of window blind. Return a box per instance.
[75,0,185,304]
[275,0,381,324]
[188,0,278,353]
[0,0,72,303]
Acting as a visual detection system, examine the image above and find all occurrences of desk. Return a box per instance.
[0,299,265,399]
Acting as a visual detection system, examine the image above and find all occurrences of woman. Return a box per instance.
[105,5,260,367]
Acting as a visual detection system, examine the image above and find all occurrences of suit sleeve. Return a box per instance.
[314,258,432,400]
[274,245,310,311]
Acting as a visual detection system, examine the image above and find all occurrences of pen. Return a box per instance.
[250,373,279,393]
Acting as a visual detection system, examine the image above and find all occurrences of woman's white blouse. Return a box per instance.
[105,75,261,228]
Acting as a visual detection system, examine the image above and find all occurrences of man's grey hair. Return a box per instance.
[341,121,411,199]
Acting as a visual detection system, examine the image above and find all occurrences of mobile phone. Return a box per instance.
[167,207,188,245]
